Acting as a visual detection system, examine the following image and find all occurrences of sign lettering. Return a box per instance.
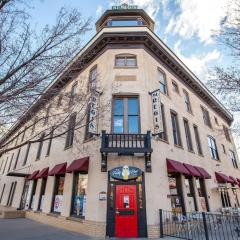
[110,165,142,181]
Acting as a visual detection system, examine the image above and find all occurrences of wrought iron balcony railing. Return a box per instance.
[100,130,152,172]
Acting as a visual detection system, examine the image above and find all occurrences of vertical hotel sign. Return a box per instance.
[150,89,163,134]
[88,90,100,134]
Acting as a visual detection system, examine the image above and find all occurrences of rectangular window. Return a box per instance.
[214,117,219,125]
[172,81,179,93]
[0,184,6,204]
[65,113,76,148]
[110,19,142,27]
[88,67,97,92]
[223,125,231,142]
[46,128,54,156]
[201,106,212,128]
[171,111,182,146]
[183,90,192,113]
[183,119,193,151]
[36,134,45,160]
[222,144,226,154]
[44,105,51,125]
[159,103,168,141]
[31,119,37,135]
[71,173,88,217]
[3,157,8,174]
[38,178,47,211]
[208,136,219,160]
[13,148,21,170]
[159,70,167,95]
[193,125,203,155]
[8,153,14,172]
[52,176,65,213]
[229,150,238,168]
[57,94,63,108]
[220,188,231,208]
[112,97,139,133]
[69,83,77,106]
[115,55,137,67]
[21,127,26,142]
[23,143,31,166]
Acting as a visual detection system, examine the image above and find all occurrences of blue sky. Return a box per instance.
[27,0,233,84]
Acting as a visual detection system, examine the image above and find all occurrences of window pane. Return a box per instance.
[126,57,136,66]
[115,57,125,66]
[128,116,139,133]
[111,19,139,26]
[128,98,138,115]
[113,116,124,133]
[114,99,124,115]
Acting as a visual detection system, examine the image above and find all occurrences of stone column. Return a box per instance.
[61,173,73,217]
[42,176,55,213]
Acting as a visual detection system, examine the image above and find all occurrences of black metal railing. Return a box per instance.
[100,130,152,154]
[100,130,152,172]
[159,209,240,240]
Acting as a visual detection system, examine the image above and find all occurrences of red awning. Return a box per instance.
[215,172,233,183]
[27,170,39,180]
[183,163,201,177]
[167,159,190,175]
[66,157,89,173]
[36,167,49,179]
[237,178,240,187]
[194,166,211,179]
[48,163,67,176]
[229,176,238,185]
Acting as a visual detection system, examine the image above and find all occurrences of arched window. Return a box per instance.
[115,54,137,67]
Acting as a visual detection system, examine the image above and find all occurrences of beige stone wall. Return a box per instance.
[0,26,239,238]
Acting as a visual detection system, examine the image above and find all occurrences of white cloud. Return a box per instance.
[96,5,103,18]
[173,40,221,81]
[165,0,228,44]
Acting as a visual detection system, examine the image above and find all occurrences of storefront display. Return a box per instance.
[52,176,65,213]
[72,173,88,217]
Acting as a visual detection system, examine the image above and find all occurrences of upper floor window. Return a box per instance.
[159,69,168,95]
[44,105,51,125]
[106,18,144,27]
[183,119,193,152]
[208,136,219,160]
[172,81,179,93]
[88,66,97,91]
[69,83,77,106]
[65,113,77,148]
[112,96,139,134]
[115,54,137,67]
[223,125,231,142]
[159,103,168,141]
[183,90,192,113]
[229,150,238,168]
[201,106,212,128]
[170,111,182,146]
[36,133,45,160]
[214,116,219,125]
[193,124,203,155]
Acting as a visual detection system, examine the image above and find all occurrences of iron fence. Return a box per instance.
[159,209,240,240]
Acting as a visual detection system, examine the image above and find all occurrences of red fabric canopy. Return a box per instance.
[183,163,201,177]
[237,178,240,187]
[229,176,238,185]
[27,170,39,180]
[194,166,211,179]
[166,159,190,175]
[215,172,233,183]
[36,167,49,179]
[48,163,67,176]
[66,157,89,173]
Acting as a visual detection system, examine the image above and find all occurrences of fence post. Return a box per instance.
[202,212,209,240]
[159,209,164,238]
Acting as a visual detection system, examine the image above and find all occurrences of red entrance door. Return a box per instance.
[115,185,138,238]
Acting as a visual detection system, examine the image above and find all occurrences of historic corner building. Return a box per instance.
[0,6,240,238]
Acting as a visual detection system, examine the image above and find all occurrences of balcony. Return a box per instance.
[100,130,152,172]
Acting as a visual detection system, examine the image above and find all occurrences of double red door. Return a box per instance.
[115,185,138,238]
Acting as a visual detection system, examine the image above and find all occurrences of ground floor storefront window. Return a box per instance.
[219,187,231,208]
[196,178,209,211]
[232,186,239,208]
[38,178,47,211]
[168,174,184,213]
[52,175,65,213]
[19,180,30,209]
[71,173,88,218]
[184,177,197,211]
[30,180,37,209]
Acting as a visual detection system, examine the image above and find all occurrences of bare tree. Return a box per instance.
[208,0,240,135]
[0,0,91,129]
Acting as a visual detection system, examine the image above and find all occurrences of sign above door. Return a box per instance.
[110,165,142,181]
